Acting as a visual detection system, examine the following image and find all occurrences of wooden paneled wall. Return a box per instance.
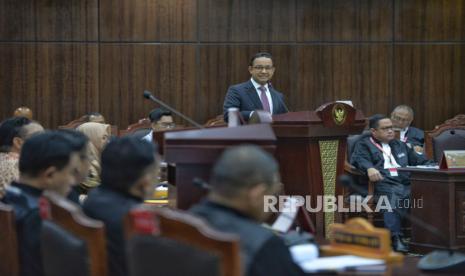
[1,0,464,130]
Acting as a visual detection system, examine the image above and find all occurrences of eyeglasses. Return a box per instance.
[252,66,274,71]
[157,122,176,129]
[391,115,411,122]
[377,126,394,131]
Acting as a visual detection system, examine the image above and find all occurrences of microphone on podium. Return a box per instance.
[338,174,465,273]
[143,90,204,129]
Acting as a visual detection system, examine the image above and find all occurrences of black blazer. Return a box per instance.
[223,80,288,122]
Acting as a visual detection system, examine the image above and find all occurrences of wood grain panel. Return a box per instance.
[198,0,296,42]
[394,45,465,131]
[395,0,465,41]
[0,0,98,41]
[296,45,391,115]
[99,44,196,128]
[198,46,295,122]
[100,0,197,41]
[297,0,392,41]
[0,44,99,128]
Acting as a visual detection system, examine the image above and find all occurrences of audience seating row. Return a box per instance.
[0,192,241,276]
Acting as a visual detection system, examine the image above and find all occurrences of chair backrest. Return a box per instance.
[125,207,241,276]
[120,118,151,136]
[39,191,107,276]
[0,202,19,276]
[58,116,119,136]
[431,128,465,162]
[424,114,465,161]
[58,116,88,129]
[346,130,371,160]
[205,115,227,127]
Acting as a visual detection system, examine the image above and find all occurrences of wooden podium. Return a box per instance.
[272,102,366,237]
[164,124,277,210]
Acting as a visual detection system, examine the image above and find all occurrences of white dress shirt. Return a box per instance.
[250,78,274,114]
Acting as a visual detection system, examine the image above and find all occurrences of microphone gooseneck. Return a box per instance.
[143,90,204,129]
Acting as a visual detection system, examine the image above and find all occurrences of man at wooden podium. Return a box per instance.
[223,52,288,122]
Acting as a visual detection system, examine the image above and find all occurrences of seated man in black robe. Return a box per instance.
[2,131,81,276]
[351,114,434,253]
[190,145,304,276]
[83,137,159,276]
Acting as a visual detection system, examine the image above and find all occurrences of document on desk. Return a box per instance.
[299,255,385,273]
[406,165,439,169]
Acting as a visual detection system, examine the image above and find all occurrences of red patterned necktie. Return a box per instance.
[258,86,271,113]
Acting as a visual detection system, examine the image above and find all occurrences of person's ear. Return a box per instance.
[12,137,24,151]
[248,183,267,202]
[248,65,254,74]
[40,166,58,187]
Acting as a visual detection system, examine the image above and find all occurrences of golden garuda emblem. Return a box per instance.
[332,104,346,125]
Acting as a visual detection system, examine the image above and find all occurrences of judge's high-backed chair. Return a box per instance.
[39,191,107,276]
[125,207,241,276]
[342,130,379,224]
[119,118,152,138]
[0,202,19,276]
[424,114,465,161]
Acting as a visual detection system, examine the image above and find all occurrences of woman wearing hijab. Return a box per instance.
[76,122,111,193]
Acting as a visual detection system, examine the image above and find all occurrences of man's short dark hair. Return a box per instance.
[19,131,76,177]
[249,52,273,66]
[369,114,390,129]
[58,129,89,153]
[0,116,32,152]
[210,145,279,197]
[101,136,157,194]
[148,108,172,123]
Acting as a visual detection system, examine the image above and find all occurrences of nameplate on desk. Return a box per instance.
[320,218,403,263]
[440,150,465,169]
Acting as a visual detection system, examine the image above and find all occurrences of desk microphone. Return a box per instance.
[143,90,204,129]
[338,174,465,273]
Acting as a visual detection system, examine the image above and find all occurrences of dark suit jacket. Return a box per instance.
[83,186,142,276]
[223,80,288,121]
[404,126,424,147]
[190,200,304,276]
[2,182,44,276]
[350,136,433,186]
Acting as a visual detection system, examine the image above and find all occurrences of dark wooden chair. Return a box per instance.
[125,207,241,276]
[58,115,88,129]
[0,202,19,276]
[205,115,226,127]
[119,118,152,137]
[58,116,119,136]
[424,114,465,161]
[39,191,107,276]
[341,131,378,224]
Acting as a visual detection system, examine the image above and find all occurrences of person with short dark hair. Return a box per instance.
[190,145,304,276]
[351,115,434,253]
[2,131,81,276]
[0,117,44,197]
[223,52,288,122]
[142,108,174,143]
[83,136,159,276]
[390,105,424,153]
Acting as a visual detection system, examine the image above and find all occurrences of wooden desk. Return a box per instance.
[400,168,465,254]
